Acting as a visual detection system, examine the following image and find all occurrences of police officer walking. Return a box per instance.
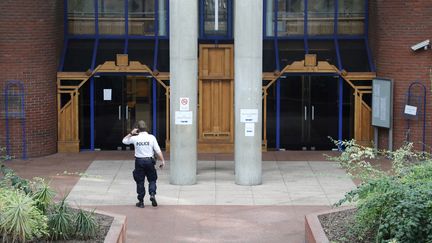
[122,120,165,208]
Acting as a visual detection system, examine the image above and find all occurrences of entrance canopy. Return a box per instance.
[261,54,376,149]
[57,54,376,153]
[57,54,170,152]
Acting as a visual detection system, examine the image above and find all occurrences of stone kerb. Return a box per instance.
[94,209,127,243]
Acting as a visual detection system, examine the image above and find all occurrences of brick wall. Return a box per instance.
[0,0,64,158]
[369,1,432,152]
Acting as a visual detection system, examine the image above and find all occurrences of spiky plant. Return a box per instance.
[0,189,48,243]
[30,177,56,214]
[74,208,99,239]
[48,197,74,240]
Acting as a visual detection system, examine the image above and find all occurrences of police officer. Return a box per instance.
[122,120,165,208]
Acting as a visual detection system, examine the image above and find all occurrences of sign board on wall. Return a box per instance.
[240,109,258,123]
[372,78,392,128]
[175,111,193,125]
[179,97,189,111]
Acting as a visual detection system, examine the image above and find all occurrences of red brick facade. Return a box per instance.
[369,1,432,152]
[1,1,431,157]
[0,1,63,158]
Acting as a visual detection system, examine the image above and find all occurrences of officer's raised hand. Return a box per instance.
[130,128,139,136]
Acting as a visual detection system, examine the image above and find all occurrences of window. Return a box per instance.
[278,0,304,36]
[203,0,229,37]
[308,0,335,35]
[67,0,96,34]
[338,0,365,35]
[339,40,370,72]
[63,39,95,72]
[98,0,125,35]
[128,0,155,36]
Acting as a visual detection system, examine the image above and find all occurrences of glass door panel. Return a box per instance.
[94,76,125,150]
[309,76,339,149]
[126,77,152,134]
[280,76,303,149]
[279,75,339,150]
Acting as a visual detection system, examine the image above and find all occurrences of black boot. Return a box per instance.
[150,195,158,207]
[136,201,144,208]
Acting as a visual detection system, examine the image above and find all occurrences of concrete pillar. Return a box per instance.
[169,0,198,185]
[234,0,263,185]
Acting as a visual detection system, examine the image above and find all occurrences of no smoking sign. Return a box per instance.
[179,97,189,111]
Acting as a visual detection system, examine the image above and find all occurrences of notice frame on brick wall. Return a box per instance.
[372,78,393,128]
[372,78,394,151]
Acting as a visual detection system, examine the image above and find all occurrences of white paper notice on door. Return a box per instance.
[103,89,112,101]
[245,123,255,137]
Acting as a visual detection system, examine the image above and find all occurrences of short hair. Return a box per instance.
[136,120,147,132]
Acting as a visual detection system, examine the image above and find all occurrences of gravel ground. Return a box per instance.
[319,208,374,243]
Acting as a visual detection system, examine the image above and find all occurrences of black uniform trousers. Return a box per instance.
[133,157,158,202]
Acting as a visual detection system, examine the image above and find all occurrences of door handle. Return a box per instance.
[312,105,315,121]
[125,105,128,120]
[118,105,121,120]
[304,106,307,121]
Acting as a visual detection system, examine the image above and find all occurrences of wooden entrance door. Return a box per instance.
[198,44,234,152]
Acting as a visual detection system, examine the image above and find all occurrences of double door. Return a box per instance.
[280,76,338,150]
[94,76,152,150]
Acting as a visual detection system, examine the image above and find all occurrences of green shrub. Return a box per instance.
[0,149,100,242]
[30,177,56,214]
[48,197,74,240]
[74,208,99,239]
[330,140,432,243]
[0,189,49,242]
[0,166,31,194]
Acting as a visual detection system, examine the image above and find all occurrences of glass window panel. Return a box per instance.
[158,0,168,36]
[127,40,155,67]
[79,80,91,149]
[156,82,167,148]
[98,0,125,35]
[263,40,276,72]
[265,83,277,148]
[308,40,338,66]
[278,40,305,68]
[67,0,95,34]
[63,39,95,72]
[342,80,354,140]
[266,0,274,36]
[157,40,170,72]
[277,0,304,36]
[128,0,155,36]
[308,0,335,35]
[95,40,125,67]
[338,0,365,35]
[204,0,229,36]
[339,40,370,72]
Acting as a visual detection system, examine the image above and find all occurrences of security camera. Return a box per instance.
[411,39,430,51]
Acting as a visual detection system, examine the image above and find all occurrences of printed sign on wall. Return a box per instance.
[179,97,190,111]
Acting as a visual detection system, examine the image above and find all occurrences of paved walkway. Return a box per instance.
[4,151,370,243]
[67,160,355,207]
